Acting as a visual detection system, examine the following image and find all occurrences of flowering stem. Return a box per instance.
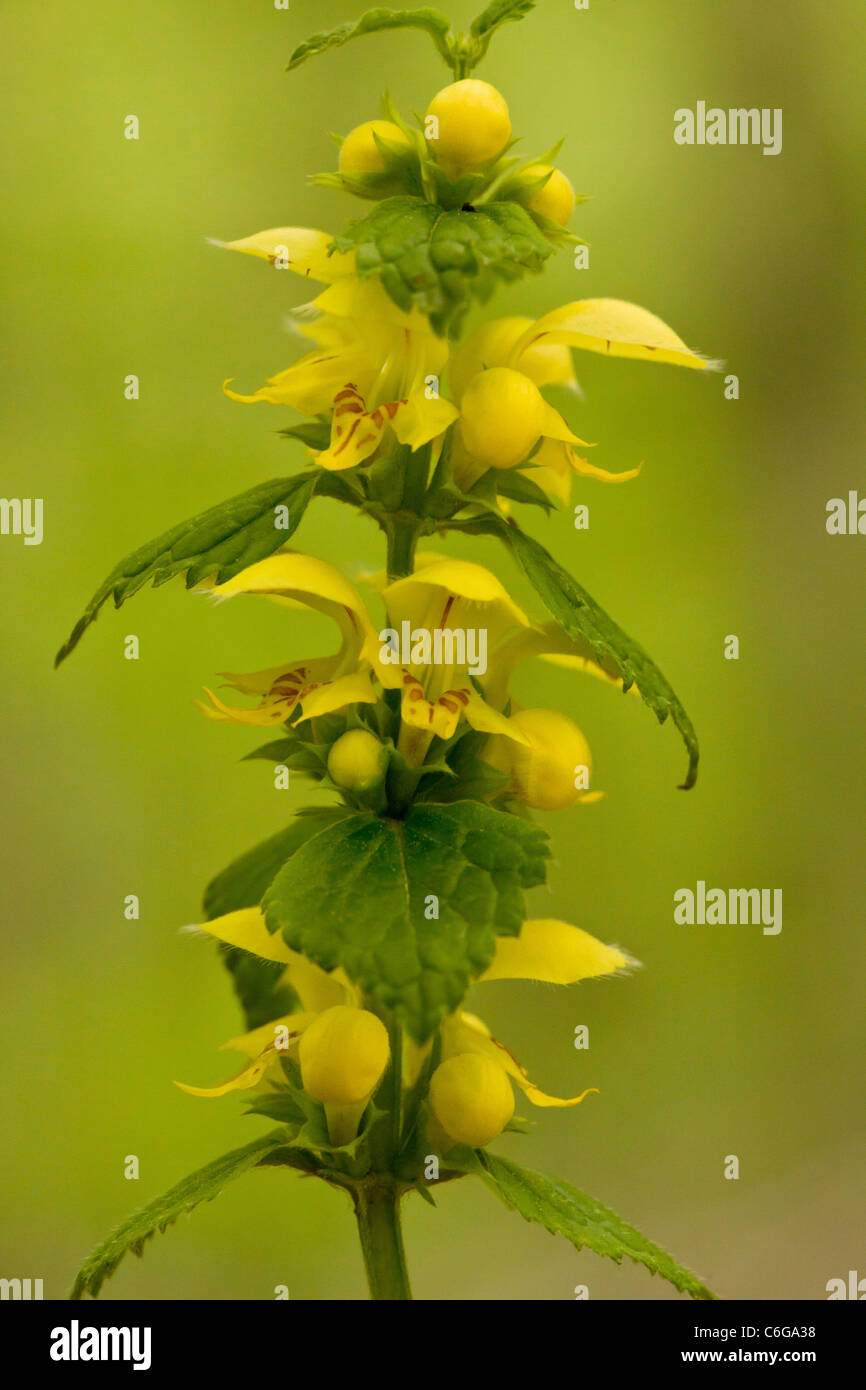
[354,1181,413,1300]
[386,516,421,582]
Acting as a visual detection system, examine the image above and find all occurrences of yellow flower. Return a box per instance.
[457,364,586,475]
[449,297,714,496]
[176,910,391,1145]
[425,79,512,175]
[179,911,632,1153]
[196,552,379,728]
[217,229,457,470]
[430,918,634,1147]
[483,707,602,811]
[450,316,578,403]
[363,554,532,760]
[477,620,644,808]
[175,907,355,1097]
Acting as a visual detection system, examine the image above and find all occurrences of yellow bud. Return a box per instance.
[450,318,575,403]
[459,367,545,470]
[429,1053,515,1148]
[299,1006,389,1106]
[327,729,388,792]
[485,708,593,811]
[425,80,511,173]
[526,165,576,226]
[339,120,410,174]
[299,1005,390,1148]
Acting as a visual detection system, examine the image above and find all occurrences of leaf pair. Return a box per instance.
[286,3,536,77]
[333,196,552,336]
[71,1136,715,1301]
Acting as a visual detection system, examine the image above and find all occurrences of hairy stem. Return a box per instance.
[354,1182,413,1301]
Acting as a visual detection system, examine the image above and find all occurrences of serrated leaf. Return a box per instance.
[333,196,553,335]
[262,801,549,1042]
[204,811,352,1028]
[70,1129,296,1300]
[454,1150,717,1300]
[287,8,453,73]
[55,473,318,666]
[470,0,536,39]
[472,517,699,788]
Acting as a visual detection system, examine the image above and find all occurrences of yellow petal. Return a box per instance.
[197,684,302,726]
[222,1012,316,1059]
[213,227,355,282]
[314,277,438,337]
[174,1042,285,1098]
[294,667,379,722]
[443,1012,596,1109]
[539,401,589,446]
[209,552,373,637]
[461,688,531,744]
[222,349,361,416]
[570,452,643,484]
[390,388,460,450]
[514,299,716,370]
[195,908,293,964]
[385,558,529,631]
[316,387,396,471]
[479,918,633,985]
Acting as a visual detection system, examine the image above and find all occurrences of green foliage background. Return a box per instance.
[2,0,863,1299]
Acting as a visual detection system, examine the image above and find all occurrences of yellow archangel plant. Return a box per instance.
[59,2,718,1302]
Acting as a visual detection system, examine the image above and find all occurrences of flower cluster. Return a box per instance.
[178,74,710,1162]
[64,6,716,1303]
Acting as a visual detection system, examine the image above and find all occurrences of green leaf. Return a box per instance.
[495,469,555,513]
[287,8,453,73]
[454,1150,717,1300]
[333,196,553,335]
[470,0,536,40]
[473,517,699,788]
[204,811,352,1028]
[70,1129,296,1300]
[203,813,349,920]
[55,473,318,666]
[277,418,331,449]
[262,801,549,1042]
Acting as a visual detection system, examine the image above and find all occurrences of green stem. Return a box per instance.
[354,1182,413,1300]
[386,516,421,582]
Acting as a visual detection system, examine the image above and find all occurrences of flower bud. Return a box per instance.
[450,318,575,403]
[429,1053,515,1148]
[299,1005,390,1146]
[525,165,576,226]
[459,367,545,469]
[339,120,410,174]
[485,707,594,811]
[327,729,388,793]
[425,80,511,173]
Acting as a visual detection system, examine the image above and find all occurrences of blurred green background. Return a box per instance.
[2,0,864,1301]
